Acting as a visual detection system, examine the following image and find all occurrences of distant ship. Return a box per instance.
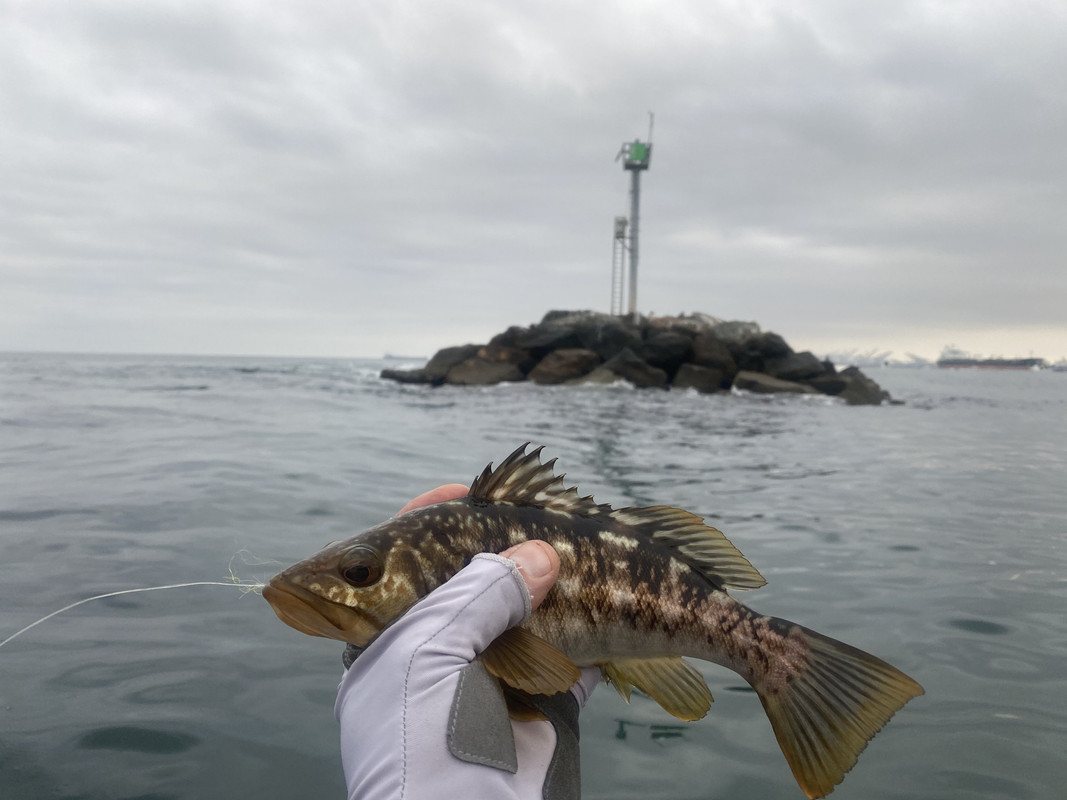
[937,346,1046,370]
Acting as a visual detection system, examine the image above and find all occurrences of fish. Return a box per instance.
[263,443,922,798]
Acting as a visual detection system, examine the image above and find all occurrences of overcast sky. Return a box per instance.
[3,0,1065,360]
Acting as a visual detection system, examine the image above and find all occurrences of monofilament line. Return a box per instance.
[0,581,266,651]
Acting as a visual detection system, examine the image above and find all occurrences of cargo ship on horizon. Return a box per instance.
[937,346,1046,370]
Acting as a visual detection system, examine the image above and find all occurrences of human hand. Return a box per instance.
[335,484,598,800]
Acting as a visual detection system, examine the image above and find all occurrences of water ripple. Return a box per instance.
[76,726,199,755]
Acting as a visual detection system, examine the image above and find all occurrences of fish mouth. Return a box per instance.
[262,578,372,646]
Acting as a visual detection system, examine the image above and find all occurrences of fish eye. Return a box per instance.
[339,546,383,588]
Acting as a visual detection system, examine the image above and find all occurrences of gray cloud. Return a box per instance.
[2,0,1065,359]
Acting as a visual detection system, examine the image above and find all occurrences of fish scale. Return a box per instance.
[264,443,922,799]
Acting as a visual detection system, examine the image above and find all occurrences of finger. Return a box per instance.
[571,665,601,707]
[398,483,469,515]
[499,540,560,611]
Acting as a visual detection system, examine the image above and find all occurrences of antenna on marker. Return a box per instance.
[610,112,654,323]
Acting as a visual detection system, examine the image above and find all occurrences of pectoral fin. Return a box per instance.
[480,626,581,696]
[599,656,713,721]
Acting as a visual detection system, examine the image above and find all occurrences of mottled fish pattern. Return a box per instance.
[264,444,923,798]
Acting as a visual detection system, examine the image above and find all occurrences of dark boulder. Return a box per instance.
[446,358,524,386]
[645,317,695,341]
[765,351,830,383]
[521,310,642,361]
[477,343,536,375]
[581,318,643,360]
[425,344,482,381]
[646,312,721,336]
[691,331,738,382]
[672,363,726,394]
[711,320,761,346]
[758,332,793,358]
[487,326,527,349]
[380,367,436,385]
[640,331,693,379]
[528,348,601,385]
[806,367,892,405]
[806,374,850,396]
[510,311,609,357]
[733,370,818,395]
[828,366,891,405]
[603,348,668,388]
[730,331,793,373]
[514,324,584,357]
[379,343,481,385]
[540,309,592,325]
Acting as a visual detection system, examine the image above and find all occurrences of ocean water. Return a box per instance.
[1,353,1064,800]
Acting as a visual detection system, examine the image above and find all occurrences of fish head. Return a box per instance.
[263,520,435,647]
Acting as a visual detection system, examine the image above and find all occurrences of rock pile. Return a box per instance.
[381,310,894,405]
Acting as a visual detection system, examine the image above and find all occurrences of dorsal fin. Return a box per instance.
[609,506,767,590]
[468,443,610,517]
[470,445,765,590]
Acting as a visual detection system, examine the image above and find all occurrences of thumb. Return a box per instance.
[499,540,560,611]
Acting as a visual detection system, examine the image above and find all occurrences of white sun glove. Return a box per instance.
[335,553,600,800]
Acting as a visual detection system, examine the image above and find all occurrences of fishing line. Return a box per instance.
[0,568,267,652]
[0,554,275,652]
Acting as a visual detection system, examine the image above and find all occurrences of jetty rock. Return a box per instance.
[381,310,895,405]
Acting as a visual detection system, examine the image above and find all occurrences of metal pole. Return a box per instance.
[628,168,641,322]
[611,217,627,316]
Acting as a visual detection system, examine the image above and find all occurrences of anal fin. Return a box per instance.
[501,684,550,721]
[599,656,713,722]
[480,626,581,696]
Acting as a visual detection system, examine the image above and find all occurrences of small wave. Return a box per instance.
[134,384,210,392]
[729,385,841,406]
[76,725,199,754]
[947,618,1012,636]
[0,508,99,522]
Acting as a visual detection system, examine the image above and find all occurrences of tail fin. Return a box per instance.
[754,624,923,798]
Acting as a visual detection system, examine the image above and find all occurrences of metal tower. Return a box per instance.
[613,114,653,322]
[610,216,628,316]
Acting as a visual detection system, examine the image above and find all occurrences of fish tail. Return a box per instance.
[751,622,923,799]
